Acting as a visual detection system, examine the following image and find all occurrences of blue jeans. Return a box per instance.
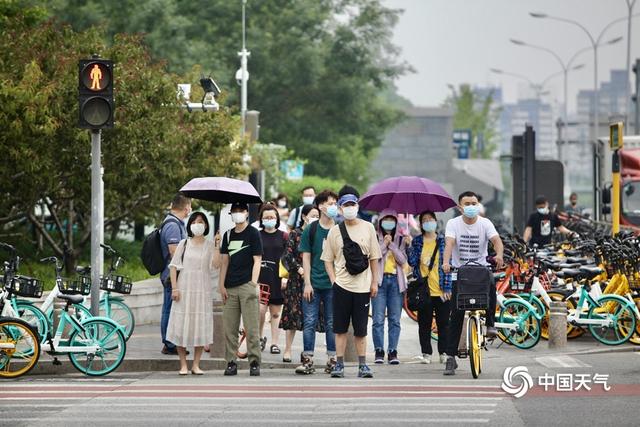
[302,287,336,356]
[161,284,175,350]
[372,274,403,352]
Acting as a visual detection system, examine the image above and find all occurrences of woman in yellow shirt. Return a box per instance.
[373,209,410,365]
[407,211,452,364]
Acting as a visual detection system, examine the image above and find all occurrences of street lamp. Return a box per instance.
[529,12,627,143]
[509,39,591,123]
[237,0,250,138]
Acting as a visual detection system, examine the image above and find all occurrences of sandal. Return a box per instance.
[270,344,281,354]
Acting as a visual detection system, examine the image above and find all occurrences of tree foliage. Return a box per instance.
[0,13,248,270]
[44,0,410,187]
[445,84,500,159]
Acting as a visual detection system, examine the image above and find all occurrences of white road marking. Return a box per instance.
[535,355,591,368]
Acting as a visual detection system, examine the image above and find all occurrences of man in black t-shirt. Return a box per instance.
[219,202,263,376]
[523,196,575,247]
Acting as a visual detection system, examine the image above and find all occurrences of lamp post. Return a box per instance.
[625,1,638,134]
[237,0,250,137]
[530,12,626,145]
[509,39,591,125]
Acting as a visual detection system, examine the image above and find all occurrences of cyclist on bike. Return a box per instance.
[442,191,504,376]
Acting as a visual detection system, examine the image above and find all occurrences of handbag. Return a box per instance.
[406,242,438,311]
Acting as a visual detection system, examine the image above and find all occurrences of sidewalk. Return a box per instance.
[30,311,638,375]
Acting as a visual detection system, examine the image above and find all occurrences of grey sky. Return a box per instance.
[383,0,640,113]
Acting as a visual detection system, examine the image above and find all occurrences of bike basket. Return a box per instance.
[258,283,271,305]
[59,276,92,296]
[100,275,132,294]
[455,264,491,311]
[6,275,43,298]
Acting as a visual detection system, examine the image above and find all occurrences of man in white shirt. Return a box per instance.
[442,191,504,376]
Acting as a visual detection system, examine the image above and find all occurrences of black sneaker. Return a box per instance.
[250,361,261,376]
[388,350,400,365]
[443,356,457,376]
[224,361,237,376]
[374,348,385,364]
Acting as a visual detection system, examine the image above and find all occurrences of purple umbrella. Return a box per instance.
[359,176,456,214]
[180,177,262,204]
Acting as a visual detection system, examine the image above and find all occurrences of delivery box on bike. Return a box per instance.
[455,261,492,311]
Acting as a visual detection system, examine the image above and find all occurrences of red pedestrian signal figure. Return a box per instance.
[90,64,102,90]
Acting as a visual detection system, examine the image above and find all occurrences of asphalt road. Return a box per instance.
[2,350,639,427]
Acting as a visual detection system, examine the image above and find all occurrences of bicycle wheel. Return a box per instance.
[68,319,126,376]
[99,299,135,340]
[236,328,248,359]
[402,294,418,322]
[14,302,48,344]
[541,292,582,340]
[0,317,41,378]
[468,316,481,379]
[499,300,541,349]
[587,296,637,345]
[628,295,640,345]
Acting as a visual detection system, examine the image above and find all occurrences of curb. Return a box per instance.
[31,358,292,376]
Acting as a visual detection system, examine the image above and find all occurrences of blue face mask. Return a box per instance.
[422,221,437,233]
[381,220,396,231]
[537,207,549,215]
[263,219,277,229]
[326,204,338,219]
[462,205,479,219]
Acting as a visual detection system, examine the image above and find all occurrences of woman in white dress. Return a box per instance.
[167,212,217,375]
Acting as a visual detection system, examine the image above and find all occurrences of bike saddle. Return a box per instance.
[556,268,581,279]
[558,263,582,269]
[75,265,91,275]
[564,257,590,265]
[56,293,84,304]
[578,266,604,279]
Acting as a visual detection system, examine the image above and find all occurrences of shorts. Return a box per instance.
[332,283,370,337]
[268,297,284,306]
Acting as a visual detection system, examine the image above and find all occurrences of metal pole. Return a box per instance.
[239,0,249,138]
[612,149,621,236]
[625,0,637,134]
[90,129,103,316]
[593,45,600,221]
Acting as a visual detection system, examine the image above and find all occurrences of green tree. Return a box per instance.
[445,84,500,159]
[0,14,247,271]
[44,0,410,188]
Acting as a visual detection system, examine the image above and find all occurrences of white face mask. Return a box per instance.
[307,217,319,224]
[190,223,205,236]
[302,196,315,205]
[342,205,359,220]
[231,212,246,224]
[277,200,287,208]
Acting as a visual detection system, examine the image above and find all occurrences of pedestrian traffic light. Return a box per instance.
[78,58,114,129]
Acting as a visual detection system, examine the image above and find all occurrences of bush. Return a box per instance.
[279,175,346,207]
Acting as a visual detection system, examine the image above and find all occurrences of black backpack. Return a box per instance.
[338,222,369,275]
[140,217,181,275]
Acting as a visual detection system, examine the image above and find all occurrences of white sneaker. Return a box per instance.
[439,354,447,364]
[421,354,431,364]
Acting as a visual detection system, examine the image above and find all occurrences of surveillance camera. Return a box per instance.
[200,77,221,97]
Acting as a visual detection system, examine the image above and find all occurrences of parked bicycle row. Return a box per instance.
[0,241,134,378]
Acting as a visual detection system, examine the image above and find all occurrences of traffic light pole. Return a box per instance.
[612,149,620,236]
[90,129,103,316]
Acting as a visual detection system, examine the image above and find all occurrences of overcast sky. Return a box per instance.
[383,0,640,113]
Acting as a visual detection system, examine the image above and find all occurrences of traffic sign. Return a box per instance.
[78,58,114,129]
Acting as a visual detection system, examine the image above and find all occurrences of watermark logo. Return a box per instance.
[502,367,611,398]
[501,366,534,398]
